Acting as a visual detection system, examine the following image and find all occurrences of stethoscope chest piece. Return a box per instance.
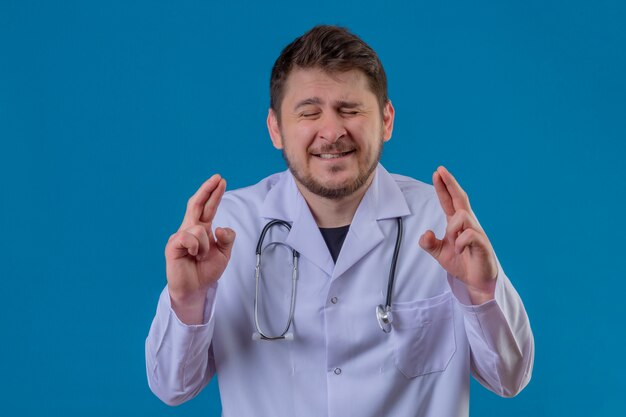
[376,304,393,333]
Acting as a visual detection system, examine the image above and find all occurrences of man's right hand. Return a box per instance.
[164,174,236,324]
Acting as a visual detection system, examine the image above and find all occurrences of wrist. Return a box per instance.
[168,286,208,325]
[466,278,497,305]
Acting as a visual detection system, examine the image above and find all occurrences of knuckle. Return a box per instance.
[195,225,209,239]
[171,232,183,244]
[185,233,198,248]
[165,233,180,254]
[183,224,201,237]
[177,230,190,241]
[187,196,202,210]
[465,229,479,240]
[457,209,471,223]
[449,212,463,227]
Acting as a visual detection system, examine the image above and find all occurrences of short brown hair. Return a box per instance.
[270,25,388,120]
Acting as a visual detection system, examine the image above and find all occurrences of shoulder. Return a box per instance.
[221,172,282,206]
[386,171,446,232]
[214,171,284,223]
[389,172,439,210]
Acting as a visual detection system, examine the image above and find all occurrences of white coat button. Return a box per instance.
[330,297,338,304]
[333,367,342,375]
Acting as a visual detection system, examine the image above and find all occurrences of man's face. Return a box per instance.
[268,68,394,200]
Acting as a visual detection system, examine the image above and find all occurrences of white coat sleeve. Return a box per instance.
[145,284,218,405]
[447,260,534,397]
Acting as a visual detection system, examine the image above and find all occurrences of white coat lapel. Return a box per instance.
[331,164,412,280]
[259,171,334,277]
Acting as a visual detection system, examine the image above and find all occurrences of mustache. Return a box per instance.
[308,141,355,154]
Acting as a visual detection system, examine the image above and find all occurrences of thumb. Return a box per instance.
[215,227,236,258]
[419,230,442,259]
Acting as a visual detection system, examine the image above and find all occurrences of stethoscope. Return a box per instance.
[253,217,403,341]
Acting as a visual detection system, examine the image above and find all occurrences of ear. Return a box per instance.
[382,100,395,142]
[267,108,284,150]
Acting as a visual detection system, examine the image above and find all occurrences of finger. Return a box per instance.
[446,209,483,238]
[184,225,211,260]
[166,231,200,259]
[437,166,471,212]
[200,178,226,224]
[433,170,455,217]
[181,174,222,228]
[419,230,443,260]
[454,228,489,255]
[214,227,236,259]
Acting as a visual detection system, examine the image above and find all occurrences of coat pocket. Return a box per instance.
[390,291,456,378]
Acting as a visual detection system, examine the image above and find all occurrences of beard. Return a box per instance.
[282,139,383,200]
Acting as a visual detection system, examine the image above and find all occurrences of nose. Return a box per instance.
[318,112,347,143]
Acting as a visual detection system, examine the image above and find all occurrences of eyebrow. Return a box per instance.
[335,100,362,109]
[293,97,323,111]
[293,98,363,111]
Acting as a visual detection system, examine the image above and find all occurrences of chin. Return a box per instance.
[317,172,358,187]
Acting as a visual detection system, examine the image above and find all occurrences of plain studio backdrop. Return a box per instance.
[1,1,624,416]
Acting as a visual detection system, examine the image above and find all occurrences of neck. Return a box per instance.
[294,173,375,228]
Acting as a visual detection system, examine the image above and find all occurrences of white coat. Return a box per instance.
[146,164,534,417]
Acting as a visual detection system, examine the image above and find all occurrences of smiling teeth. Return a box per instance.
[318,152,350,159]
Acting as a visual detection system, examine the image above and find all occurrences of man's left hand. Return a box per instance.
[419,166,498,305]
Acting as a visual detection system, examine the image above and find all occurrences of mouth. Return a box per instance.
[311,150,356,160]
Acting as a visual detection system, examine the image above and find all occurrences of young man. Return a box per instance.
[146,25,534,416]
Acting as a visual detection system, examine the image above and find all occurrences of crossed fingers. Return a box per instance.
[432,166,492,254]
[181,174,226,230]
[433,166,470,218]
[168,174,227,261]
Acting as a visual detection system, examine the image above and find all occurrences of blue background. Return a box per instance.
[1,0,624,415]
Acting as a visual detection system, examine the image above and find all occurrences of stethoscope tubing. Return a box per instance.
[254,220,300,341]
[385,217,403,309]
[254,217,403,340]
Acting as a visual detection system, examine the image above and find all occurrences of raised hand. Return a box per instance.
[419,166,498,305]
[165,174,236,323]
